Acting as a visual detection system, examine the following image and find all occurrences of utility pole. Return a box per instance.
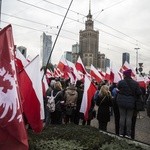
[135,47,140,74]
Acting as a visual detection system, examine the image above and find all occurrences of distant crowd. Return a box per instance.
[34,69,150,140]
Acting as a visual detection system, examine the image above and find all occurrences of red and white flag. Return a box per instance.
[120,61,136,77]
[98,68,105,79]
[0,25,28,150]
[57,56,70,79]
[75,56,87,75]
[67,60,82,82]
[110,65,122,83]
[80,75,96,120]
[90,64,102,83]
[18,55,44,133]
[105,67,111,81]
[15,49,29,72]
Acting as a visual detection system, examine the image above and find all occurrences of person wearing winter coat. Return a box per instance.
[116,69,142,138]
[96,85,112,131]
[63,83,78,124]
[147,94,150,117]
[45,81,64,126]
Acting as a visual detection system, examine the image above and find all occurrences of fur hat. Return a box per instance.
[123,69,132,77]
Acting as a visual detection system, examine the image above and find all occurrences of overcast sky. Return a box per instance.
[1,0,150,73]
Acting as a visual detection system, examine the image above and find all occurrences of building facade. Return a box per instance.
[79,9,99,70]
[40,32,52,66]
[122,52,130,65]
[64,51,72,62]
[17,46,27,58]
[72,43,79,63]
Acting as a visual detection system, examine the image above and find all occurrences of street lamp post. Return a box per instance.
[135,48,140,74]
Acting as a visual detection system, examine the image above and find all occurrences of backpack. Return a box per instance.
[47,91,59,112]
[64,88,78,107]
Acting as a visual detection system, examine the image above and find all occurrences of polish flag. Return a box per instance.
[57,56,70,79]
[18,55,44,133]
[80,75,96,120]
[90,64,102,83]
[136,76,146,89]
[105,67,111,81]
[110,65,122,83]
[98,68,105,79]
[46,68,54,78]
[67,60,82,81]
[75,56,87,75]
[15,49,29,72]
[0,25,28,150]
[41,70,49,98]
[120,61,136,77]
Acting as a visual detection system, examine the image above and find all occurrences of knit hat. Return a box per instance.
[123,69,132,77]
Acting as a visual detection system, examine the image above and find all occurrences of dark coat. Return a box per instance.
[96,95,112,122]
[116,77,142,109]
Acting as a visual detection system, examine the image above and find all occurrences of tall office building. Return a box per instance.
[40,32,52,66]
[72,43,79,63]
[79,3,99,70]
[17,46,27,58]
[122,52,130,65]
[64,51,72,62]
[105,58,110,69]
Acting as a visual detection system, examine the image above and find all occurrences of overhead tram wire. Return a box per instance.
[2,20,149,61]
[94,0,128,20]
[43,0,83,16]
[2,13,78,36]
[17,0,77,23]
[17,0,146,49]
[2,17,149,61]
[6,2,150,57]
[42,0,74,80]
[42,0,148,47]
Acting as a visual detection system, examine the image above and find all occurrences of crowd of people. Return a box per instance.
[42,69,150,140]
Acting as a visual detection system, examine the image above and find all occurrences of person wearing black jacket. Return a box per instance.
[96,85,112,131]
[116,69,142,138]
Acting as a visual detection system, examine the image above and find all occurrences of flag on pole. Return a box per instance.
[90,64,102,83]
[120,61,136,77]
[0,25,28,150]
[75,56,87,75]
[18,55,44,133]
[80,75,96,120]
[15,49,29,72]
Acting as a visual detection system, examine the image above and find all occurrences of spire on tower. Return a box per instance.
[89,0,91,15]
[87,0,92,19]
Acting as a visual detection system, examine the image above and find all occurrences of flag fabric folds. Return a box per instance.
[18,55,44,133]
[0,25,28,150]
[90,64,102,83]
[80,75,96,120]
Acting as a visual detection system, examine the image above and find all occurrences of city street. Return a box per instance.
[91,109,150,145]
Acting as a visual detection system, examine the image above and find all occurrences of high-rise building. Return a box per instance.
[40,32,52,66]
[105,58,110,69]
[122,52,130,65]
[79,4,99,70]
[17,46,27,58]
[64,51,72,62]
[72,43,79,63]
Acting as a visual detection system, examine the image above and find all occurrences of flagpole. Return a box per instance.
[43,0,74,80]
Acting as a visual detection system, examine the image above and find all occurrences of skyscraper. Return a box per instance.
[122,52,130,65]
[72,43,79,63]
[79,2,99,69]
[40,32,52,66]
